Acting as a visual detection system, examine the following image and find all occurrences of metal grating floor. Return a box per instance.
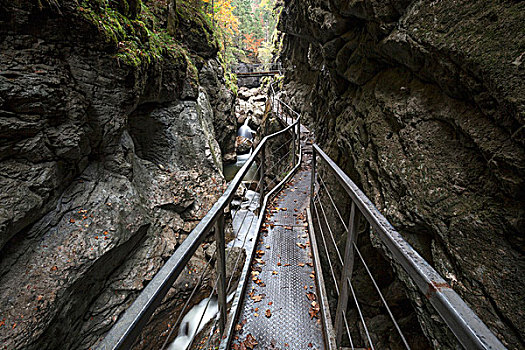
[231,169,326,349]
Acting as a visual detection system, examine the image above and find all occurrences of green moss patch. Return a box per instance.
[75,0,190,67]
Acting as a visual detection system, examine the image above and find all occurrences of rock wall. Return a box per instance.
[0,1,235,349]
[278,0,524,348]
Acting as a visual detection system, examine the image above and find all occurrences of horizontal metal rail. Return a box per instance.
[234,63,282,77]
[97,104,300,350]
[312,144,505,349]
[236,70,280,77]
[220,130,303,350]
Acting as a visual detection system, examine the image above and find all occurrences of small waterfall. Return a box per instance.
[168,297,218,350]
[169,293,235,350]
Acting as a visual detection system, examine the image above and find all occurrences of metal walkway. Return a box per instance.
[97,81,506,350]
[231,169,325,349]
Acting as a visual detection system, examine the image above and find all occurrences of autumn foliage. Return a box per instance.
[242,33,264,56]
[202,0,240,38]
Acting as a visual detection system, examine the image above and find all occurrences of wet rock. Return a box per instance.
[0,1,234,349]
[279,0,524,348]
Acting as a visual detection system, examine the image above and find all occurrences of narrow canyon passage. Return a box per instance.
[0,0,523,349]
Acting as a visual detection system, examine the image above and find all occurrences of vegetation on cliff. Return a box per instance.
[72,0,202,68]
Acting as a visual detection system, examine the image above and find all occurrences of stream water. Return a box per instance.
[168,186,260,349]
[168,297,219,350]
[223,152,258,182]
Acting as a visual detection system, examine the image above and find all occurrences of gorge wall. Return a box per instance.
[278,0,524,348]
[0,0,236,349]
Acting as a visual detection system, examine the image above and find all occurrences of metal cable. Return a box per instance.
[186,275,221,349]
[318,172,349,232]
[162,175,263,350]
[347,278,375,350]
[193,138,289,348]
[159,248,218,350]
[267,135,293,159]
[312,196,339,296]
[264,147,295,188]
[316,191,344,266]
[344,312,355,350]
[230,159,264,223]
[318,173,408,348]
[202,136,297,349]
[229,135,291,224]
[169,108,298,349]
[313,196,355,348]
[354,242,411,349]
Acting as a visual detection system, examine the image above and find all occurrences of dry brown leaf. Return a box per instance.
[243,333,259,349]
[251,294,264,302]
[306,292,317,301]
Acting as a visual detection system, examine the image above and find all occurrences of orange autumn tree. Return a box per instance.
[202,0,240,40]
[243,33,264,57]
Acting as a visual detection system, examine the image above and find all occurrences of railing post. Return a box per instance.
[310,147,316,209]
[292,122,296,167]
[335,201,359,346]
[215,211,227,335]
[296,116,301,161]
[260,142,265,210]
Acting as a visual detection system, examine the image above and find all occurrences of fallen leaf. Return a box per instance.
[306,292,316,301]
[272,271,278,275]
[69,218,75,223]
[277,262,282,266]
[309,301,320,319]
[251,294,265,302]
[298,263,305,267]
[265,309,272,318]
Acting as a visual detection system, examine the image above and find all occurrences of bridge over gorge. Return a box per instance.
[97,83,506,350]
[234,63,282,78]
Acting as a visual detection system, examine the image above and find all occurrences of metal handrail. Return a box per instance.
[219,88,303,349]
[311,144,506,349]
[97,100,300,350]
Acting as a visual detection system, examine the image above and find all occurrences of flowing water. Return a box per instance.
[168,297,219,350]
[223,152,258,182]
[169,121,261,349]
[168,189,260,349]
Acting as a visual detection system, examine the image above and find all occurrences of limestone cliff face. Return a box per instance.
[278,0,524,348]
[0,1,235,349]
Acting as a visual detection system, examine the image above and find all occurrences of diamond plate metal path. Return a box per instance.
[232,167,326,349]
